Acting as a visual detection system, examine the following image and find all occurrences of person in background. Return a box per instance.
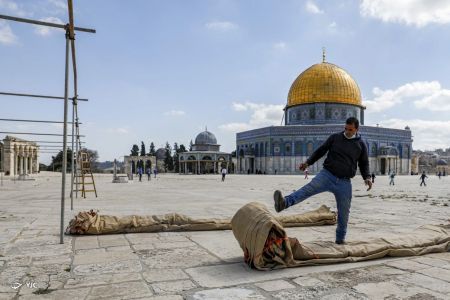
[420,171,428,186]
[221,167,227,182]
[389,172,395,186]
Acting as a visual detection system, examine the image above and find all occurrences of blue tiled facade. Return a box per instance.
[236,123,412,175]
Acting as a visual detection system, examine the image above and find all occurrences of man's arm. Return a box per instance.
[358,141,370,179]
[306,135,334,165]
[358,141,372,191]
[299,135,333,171]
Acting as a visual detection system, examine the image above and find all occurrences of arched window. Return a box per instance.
[371,143,377,156]
[273,143,280,154]
[295,141,302,155]
[307,142,314,155]
[285,143,291,155]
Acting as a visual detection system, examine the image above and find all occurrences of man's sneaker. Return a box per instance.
[335,240,346,245]
[273,190,286,212]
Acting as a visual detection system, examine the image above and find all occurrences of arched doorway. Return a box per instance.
[131,161,136,174]
[202,156,213,174]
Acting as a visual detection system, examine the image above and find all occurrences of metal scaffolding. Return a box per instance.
[0,1,95,244]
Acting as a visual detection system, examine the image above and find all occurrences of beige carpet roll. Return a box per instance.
[65,205,336,235]
[231,202,450,270]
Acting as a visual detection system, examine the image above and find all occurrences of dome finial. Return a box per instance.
[322,47,326,63]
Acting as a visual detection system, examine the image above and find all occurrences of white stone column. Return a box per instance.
[13,154,17,175]
[24,154,28,175]
[384,158,388,174]
[19,156,23,175]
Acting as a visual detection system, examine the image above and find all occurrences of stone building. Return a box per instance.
[179,130,233,174]
[123,155,156,179]
[436,159,448,175]
[155,148,167,172]
[236,57,412,175]
[413,149,450,175]
[0,136,40,176]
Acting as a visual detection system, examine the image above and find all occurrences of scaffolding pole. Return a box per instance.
[0,91,88,101]
[28,141,85,144]
[60,30,70,243]
[0,14,95,33]
[0,118,82,124]
[0,131,84,137]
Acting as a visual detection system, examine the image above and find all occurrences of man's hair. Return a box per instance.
[346,117,359,129]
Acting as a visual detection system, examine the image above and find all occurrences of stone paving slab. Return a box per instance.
[73,259,143,276]
[64,273,142,289]
[397,272,450,294]
[72,249,138,265]
[142,268,189,283]
[185,258,402,288]
[255,280,296,292]
[188,231,243,262]
[86,281,153,299]
[0,173,449,299]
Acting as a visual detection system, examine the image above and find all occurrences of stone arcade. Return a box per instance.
[0,135,40,176]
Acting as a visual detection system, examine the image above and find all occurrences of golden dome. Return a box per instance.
[287,62,362,107]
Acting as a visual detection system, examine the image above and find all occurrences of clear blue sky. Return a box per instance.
[1,0,450,164]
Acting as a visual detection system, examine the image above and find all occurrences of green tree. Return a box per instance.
[140,141,146,156]
[131,144,139,156]
[164,142,173,172]
[173,142,179,172]
[149,142,156,156]
[81,148,99,171]
[47,148,73,172]
[173,143,186,173]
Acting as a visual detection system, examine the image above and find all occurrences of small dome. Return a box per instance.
[437,159,448,166]
[287,62,362,108]
[405,125,410,130]
[195,130,217,145]
[156,148,166,159]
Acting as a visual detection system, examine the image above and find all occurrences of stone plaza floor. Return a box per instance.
[0,172,449,299]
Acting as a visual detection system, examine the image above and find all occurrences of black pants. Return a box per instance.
[222,174,226,181]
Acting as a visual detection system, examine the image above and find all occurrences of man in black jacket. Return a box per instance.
[273,117,372,244]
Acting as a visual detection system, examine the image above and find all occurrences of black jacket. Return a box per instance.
[306,132,370,180]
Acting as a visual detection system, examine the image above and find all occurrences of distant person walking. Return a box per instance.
[371,172,376,183]
[146,167,151,181]
[304,167,309,179]
[438,171,442,179]
[153,168,158,178]
[221,167,227,181]
[420,171,428,186]
[138,167,143,182]
[389,172,395,186]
